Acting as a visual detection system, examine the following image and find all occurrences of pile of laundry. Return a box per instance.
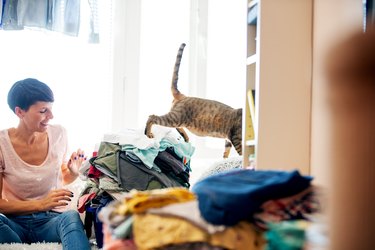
[77,127,195,248]
[98,169,321,250]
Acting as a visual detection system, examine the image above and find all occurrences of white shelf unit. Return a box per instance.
[243,0,313,175]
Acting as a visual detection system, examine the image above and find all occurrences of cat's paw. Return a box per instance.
[223,151,230,158]
[146,132,154,138]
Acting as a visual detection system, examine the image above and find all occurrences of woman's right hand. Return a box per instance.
[39,189,73,211]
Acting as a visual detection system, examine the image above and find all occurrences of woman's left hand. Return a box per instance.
[67,149,86,176]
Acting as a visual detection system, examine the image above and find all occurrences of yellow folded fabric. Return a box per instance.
[115,188,196,215]
[133,213,265,250]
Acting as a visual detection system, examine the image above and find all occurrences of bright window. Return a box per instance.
[0,1,113,153]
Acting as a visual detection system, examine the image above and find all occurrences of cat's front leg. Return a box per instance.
[176,127,189,142]
[223,140,232,158]
[145,115,157,138]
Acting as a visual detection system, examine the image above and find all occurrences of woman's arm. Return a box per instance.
[0,173,73,215]
[61,149,86,185]
[61,162,78,185]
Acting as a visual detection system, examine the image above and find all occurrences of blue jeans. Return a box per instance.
[0,210,90,250]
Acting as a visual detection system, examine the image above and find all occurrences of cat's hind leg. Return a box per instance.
[230,135,242,156]
[223,140,232,158]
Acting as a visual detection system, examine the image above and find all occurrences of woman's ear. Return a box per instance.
[14,107,25,119]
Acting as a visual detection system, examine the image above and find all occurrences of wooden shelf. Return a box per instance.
[246,54,257,65]
[248,0,259,9]
[246,139,256,146]
[243,0,313,174]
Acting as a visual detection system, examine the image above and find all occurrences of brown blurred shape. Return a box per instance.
[326,27,375,250]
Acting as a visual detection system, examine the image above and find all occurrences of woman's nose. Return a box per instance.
[48,110,54,119]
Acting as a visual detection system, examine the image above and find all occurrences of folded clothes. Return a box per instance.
[78,192,97,213]
[192,169,313,226]
[104,127,195,169]
[115,188,196,216]
[159,242,227,250]
[90,142,121,181]
[253,186,321,230]
[103,224,137,250]
[265,220,310,250]
[133,213,265,250]
[147,200,225,234]
[154,150,189,184]
[117,151,186,191]
[88,165,102,179]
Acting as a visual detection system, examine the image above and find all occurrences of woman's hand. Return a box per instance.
[67,149,86,177]
[39,189,74,211]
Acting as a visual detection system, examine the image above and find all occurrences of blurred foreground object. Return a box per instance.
[326,27,375,250]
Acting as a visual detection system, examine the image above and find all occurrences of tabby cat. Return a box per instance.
[145,43,242,158]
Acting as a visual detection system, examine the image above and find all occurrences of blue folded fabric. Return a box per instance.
[192,169,313,226]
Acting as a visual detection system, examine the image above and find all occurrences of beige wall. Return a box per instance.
[310,0,363,186]
[253,0,364,181]
[255,0,313,175]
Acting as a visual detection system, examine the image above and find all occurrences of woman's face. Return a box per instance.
[18,101,54,132]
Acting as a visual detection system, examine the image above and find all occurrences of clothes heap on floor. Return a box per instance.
[77,127,195,248]
[98,169,321,250]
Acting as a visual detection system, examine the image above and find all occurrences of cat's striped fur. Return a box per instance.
[145,43,242,158]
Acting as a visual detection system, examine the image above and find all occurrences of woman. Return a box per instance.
[0,78,90,249]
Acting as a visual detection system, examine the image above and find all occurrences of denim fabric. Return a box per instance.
[0,210,90,250]
[0,0,3,25]
[49,0,80,36]
[88,0,99,43]
[2,0,23,30]
[17,0,48,28]
[84,193,113,248]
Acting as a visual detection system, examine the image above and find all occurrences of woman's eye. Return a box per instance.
[40,109,48,114]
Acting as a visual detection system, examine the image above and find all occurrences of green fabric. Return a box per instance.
[99,176,125,192]
[79,178,100,197]
[91,142,121,180]
[121,138,195,169]
[113,216,134,239]
[121,144,158,169]
[146,180,164,190]
[265,221,308,250]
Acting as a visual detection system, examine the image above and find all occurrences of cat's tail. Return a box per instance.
[171,43,186,101]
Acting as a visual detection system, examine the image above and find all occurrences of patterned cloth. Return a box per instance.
[253,186,320,230]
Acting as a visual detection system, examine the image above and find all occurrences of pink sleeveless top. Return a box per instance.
[0,125,68,207]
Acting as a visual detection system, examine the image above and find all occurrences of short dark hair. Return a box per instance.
[7,78,54,113]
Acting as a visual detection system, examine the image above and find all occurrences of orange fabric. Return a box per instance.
[133,213,265,250]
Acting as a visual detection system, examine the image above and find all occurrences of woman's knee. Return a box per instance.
[61,210,82,222]
[59,210,84,230]
[58,211,90,250]
[0,213,10,225]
